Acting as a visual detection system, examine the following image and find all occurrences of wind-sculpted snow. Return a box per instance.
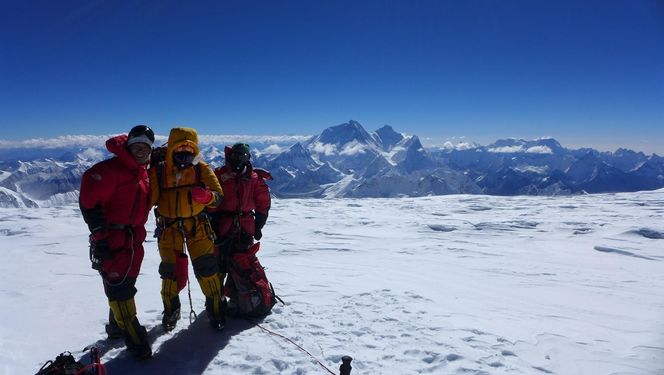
[1,190,663,374]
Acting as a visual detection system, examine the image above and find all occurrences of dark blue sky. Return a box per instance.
[1,0,663,153]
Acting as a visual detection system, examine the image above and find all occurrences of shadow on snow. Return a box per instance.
[81,316,256,373]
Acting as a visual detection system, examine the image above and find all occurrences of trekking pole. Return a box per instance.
[339,355,352,375]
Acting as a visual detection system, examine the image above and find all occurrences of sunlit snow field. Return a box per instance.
[1,190,663,374]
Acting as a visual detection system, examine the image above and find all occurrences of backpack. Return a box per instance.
[225,242,277,317]
[35,348,106,375]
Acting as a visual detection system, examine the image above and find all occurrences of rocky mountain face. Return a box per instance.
[0,121,662,207]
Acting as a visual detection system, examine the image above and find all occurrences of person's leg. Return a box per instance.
[158,225,183,331]
[104,307,122,339]
[108,297,151,359]
[188,219,226,330]
[103,230,150,358]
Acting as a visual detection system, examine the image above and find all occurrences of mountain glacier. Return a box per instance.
[0,121,663,207]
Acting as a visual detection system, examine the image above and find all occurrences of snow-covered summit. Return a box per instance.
[374,124,404,151]
[308,120,380,150]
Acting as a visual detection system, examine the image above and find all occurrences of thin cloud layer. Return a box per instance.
[0,134,311,149]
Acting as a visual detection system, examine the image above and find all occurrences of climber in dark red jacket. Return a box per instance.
[208,143,272,308]
[79,125,154,359]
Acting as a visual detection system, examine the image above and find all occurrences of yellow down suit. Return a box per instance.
[150,127,225,324]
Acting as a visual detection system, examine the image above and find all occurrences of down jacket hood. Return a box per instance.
[166,127,200,169]
[106,134,144,170]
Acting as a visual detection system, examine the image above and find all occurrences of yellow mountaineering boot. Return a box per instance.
[104,308,123,339]
[109,298,152,359]
[198,273,226,331]
[161,278,181,331]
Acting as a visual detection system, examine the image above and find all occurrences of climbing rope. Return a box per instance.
[101,228,135,287]
[253,322,336,375]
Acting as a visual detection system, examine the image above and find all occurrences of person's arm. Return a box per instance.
[79,164,117,233]
[79,163,117,269]
[192,163,224,207]
[253,176,271,240]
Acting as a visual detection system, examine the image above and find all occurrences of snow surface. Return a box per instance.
[1,190,663,374]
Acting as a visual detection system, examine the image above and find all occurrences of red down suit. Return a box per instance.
[79,134,151,300]
[209,146,271,247]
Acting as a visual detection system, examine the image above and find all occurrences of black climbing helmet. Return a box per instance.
[127,125,155,147]
[230,143,251,168]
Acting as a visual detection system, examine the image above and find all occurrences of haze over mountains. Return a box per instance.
[1,120,663,207]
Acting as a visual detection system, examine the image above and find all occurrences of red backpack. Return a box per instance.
[35,348,106,375]
[225,242,277,317]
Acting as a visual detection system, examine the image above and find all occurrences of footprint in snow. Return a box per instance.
[446,353,463,361]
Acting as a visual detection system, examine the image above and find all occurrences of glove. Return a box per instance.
[254,212,267,241]
[191,187,213,204]
[89,233,111,271]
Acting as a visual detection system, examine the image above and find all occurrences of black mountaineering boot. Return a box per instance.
[123,318,152,360]
[206,297,226,331]
[105,309,123,339]
[209,315,225,331]
[162,308,181,332]
[162,296,181,332]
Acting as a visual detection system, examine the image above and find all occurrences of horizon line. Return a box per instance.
[0,133,659,156]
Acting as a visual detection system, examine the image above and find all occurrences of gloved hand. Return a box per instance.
[90,234,112,271]
[191,187,213,204]
[254,212,268,241]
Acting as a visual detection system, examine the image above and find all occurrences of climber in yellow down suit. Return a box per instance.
[150,127,226,331]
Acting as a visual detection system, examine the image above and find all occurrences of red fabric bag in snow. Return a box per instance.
[225,242,276,317]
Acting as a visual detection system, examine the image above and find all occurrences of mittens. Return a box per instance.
[254,212,268,241]
[254,227,263,241]
[191,186,213,204]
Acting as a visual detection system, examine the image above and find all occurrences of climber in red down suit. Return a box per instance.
[79,125,154,359]
[208,143,272,313]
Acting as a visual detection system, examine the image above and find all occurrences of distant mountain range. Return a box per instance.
[1,120,662,207]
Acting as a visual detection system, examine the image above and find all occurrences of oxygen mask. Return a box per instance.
[230,151,250,173]
[173,151,195,169]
